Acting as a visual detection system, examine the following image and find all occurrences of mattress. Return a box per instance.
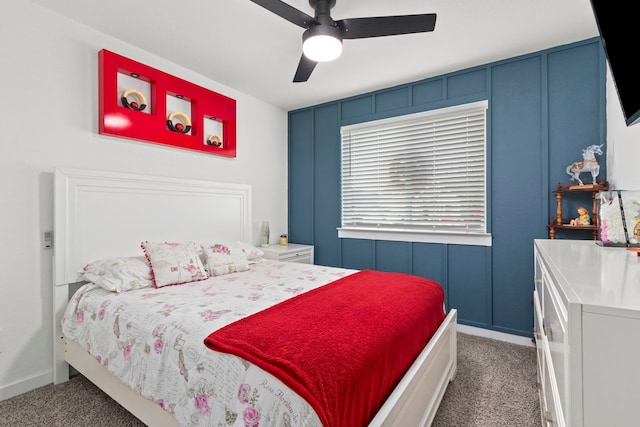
[62,259,357,427]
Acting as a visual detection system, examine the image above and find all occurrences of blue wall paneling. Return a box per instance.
[287,38,606,337]
[288,109,314,245]
[312,104,342,267]
[490,56,546,334]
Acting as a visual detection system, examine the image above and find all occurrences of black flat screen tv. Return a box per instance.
[589,0,640,126]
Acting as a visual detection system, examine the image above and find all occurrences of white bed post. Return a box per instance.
[53,168,70,384]
[53,285,70,384]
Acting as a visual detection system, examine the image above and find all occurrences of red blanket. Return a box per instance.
[204,270,445,427]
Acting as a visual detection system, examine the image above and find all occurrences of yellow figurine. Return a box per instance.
[569,206,590,226]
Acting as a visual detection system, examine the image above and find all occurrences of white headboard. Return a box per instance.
[52,167,252,383]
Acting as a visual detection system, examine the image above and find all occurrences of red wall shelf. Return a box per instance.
[98,49,237,157]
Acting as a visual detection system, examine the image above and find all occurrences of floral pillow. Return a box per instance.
[141,241,208,288]
[79,256,153,293]
[224,241,264,260]
[201,243,250,276]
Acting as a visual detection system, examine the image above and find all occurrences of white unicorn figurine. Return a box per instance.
[566,144,604,186]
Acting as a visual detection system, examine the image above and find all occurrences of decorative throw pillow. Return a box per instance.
[201,243,250,276]
[225,241,264,260]
[185,240,207,264]
[79,256,153,293]
[141,241,208,288]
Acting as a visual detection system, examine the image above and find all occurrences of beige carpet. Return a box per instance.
[0,332,540,426]
[432,333,540,426]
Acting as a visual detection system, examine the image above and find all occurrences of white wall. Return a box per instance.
[0,2,288,399]
[605,67,640,190]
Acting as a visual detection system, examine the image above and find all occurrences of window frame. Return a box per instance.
[337,100,491,247]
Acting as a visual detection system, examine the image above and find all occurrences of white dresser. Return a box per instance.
[533,239,640,427]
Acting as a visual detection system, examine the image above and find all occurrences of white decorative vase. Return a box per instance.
[260,221,270,247]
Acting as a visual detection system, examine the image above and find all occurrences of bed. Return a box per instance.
[52,167,457,427]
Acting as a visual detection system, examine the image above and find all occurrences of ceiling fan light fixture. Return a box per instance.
[249,0,436,82]
[302,26,342,62]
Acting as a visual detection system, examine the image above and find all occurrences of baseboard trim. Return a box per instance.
[0,371,51,401]
[457,324,534,347]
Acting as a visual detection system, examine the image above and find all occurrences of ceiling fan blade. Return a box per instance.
[249,0,313,28]
[293,54,318,82]
[337,14,436,39]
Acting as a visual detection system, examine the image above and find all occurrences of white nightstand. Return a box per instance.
[260,243,314,264]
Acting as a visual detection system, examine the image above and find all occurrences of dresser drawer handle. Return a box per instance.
[543,411,555,426]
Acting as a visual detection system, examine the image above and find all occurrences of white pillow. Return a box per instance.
[79,256,153,293]
[225,241,264,260]
[141,241,208,288]
[201,243,250,276]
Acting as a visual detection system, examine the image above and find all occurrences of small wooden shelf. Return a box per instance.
[548,180,608,240]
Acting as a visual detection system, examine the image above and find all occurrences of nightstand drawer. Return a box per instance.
[280,251,312,264]
[261,244,314,265]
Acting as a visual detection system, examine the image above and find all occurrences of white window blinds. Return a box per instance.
[340,101,487,235]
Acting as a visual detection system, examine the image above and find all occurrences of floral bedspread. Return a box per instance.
[62,259,356,427]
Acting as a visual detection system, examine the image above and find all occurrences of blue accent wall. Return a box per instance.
[287,38,607,337]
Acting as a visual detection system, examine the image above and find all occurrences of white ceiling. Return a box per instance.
[30,0,600,111]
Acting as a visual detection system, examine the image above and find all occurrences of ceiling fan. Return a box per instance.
[249,0,437,82]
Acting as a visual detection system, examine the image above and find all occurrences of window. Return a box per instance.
[339,101,490,246]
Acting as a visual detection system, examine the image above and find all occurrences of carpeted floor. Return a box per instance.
[0,332,540,426]
[431,333,540,426]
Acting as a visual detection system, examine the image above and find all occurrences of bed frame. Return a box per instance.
[52,167,457,427]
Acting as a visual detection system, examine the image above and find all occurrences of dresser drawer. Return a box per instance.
[541,343,564,427]
[542,271,567,424]
[534,287,564,427]
[533,289,544,382]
